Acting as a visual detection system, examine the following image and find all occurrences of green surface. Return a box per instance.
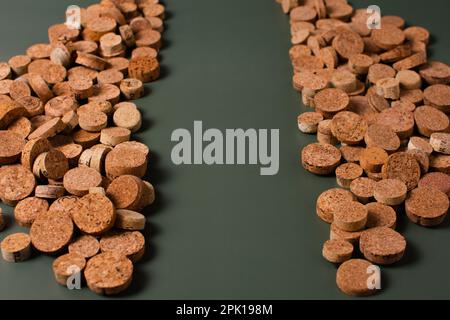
[0,0,450,300]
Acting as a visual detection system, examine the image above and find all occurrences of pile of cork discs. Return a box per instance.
[0,0,166,295]
[277,0,450,296]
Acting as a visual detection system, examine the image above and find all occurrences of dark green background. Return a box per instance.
[0,0,449,300]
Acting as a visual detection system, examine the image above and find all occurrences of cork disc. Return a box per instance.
[42,149,69,180]
[360,227,406,265]
[0,130,26,165]
[400,89,424,105]
[63,167,102,196]
[301,143,342,175]
[100,230,145,262]
[105,146,148,179]
[28,117,65,140]
[359,147,388,173]
[26,43,52,59]
[404,26,430,43]
[414,106,449,137]
[373,179,407,206]
[68,66,99,81]
[8,117,32,139]
[79,110,108,132]
[330,111,367,145]
[114,141,150,158]
[113,106,142,132]
[382,152,421,191]
[423,85,450,112]
[335,163,363,188]
[334,201,368,232]
[89,84,121,104]
[420,61,450,85]
[376,108,414,140]
[78,100,113,116]
[430,154,450,174]
[69,40,98,54]
[290,5,317,22]
[322,239,353,264]
[14,197,49,228]
[405,187,449,227]
[314,88,349,118]
[336,259,378,296]
[106,175,143,210]
[1,233,31,262]
[0,165,35,206]
[72,193,116,236]
[21,138,52,170]
[371,24,405,50]
[52,253,86,286]
[30,209,74,254]
[419,172,450,196]
[132,47,158,59]
[350,177,377,203]
[85,251,133,296]
[365,202,397,229]
[69,235,100,259]
[108,57,130,75]
[115,209,146,231]
[135,29,161,49]
[316,188,355,223]
[97,69,124,85]
[332,30,364,60]
[340,145,363,163]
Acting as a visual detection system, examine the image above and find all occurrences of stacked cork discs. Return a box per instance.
[0,0,166,296]
[278,0,450,296]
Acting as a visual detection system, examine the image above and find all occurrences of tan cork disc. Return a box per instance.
[115,209,146,231]
[414,106,449,137]
[100,230,145,263]
[339,145,363,163]
[365,202,397,229]
[0,165,35,206]
[330,111,367,145]
[322,239,353,264]
[72,193,116,236]
[30,209,74,254]
[382,152,421,191]
[8,116,32,139]
[333,201,368,232]
[63,167,102,196]
[105,145,148,179]
[336,259,378,296]
[0,130,26,165]
[14,197,49,228]
[314,88,349,119]
[302,143,341,175]
[373,179,407,206]
[335,163,363,189]
[68,235,100,259]
[408,136,433,156]
[1,233,31,263]
[350,177,377,204]
[430,154,450,174]
[106,175,143,211]
[405,187,449,227]
[419,172,450,196]
[84,251,133,296]
[359,147,388,173]
[376,108,414,140]
[52,253,86,286]
[423,84,450,113]
[316,188,355,223]
[21,137,52,170]
[360,227,406,265]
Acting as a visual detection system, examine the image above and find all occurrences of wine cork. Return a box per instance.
[0,130,25,165]
[359,147,388,173]
[28,117,65,140]
[1,233,32,263]
[334,201,368,232]
[113,105,142,133]
[297,112,323,134]
[45,95,78,118]
[115,140,150,158]
[108,57,130,76]
[115,209,146,231]
[78,100,113,116]
[420,61,450,85]
[406,186,449,227]
[63,166,102,197]
[120,78,144,100]
[332,30,364,60]
[43,149,70,180]
[79,110,108,132]
[331,70,358,93]
[14,197,49,228]
[50,43,72,67]
[8,55,31,76]
[340,145,363,163]
[84,252,133,296]
[360,227,406,265]
[314,88,349,119]
[400,88,423,106]
[335,163,363,189]
[8,117,32,140]
[317,120,339,145]
[419,172,450,196]
[365,202,397,229]
[373,179,407,206]
[0,79,13,95]
[76,52,109,71]
[105,146,148,179]
[89,144,113,174]
[52,253,86,286]
[35,185,66,199]
[98,69,124,86]
[301,143,341,175]
[348,53,373,74]
[119,25,136,47]
[9,80,31,100]
[72,129,101,149]
[395,70,422,90]
[89,84,121,105]
[132,47,158,60]
[84,17,117,42]
[26,43,52,60]
[72,193,116,236]
[68,66,99,81]
[30,209,74,254]
[393,52,427,71]
[100,33,125,58]
[316,188,355,224]
[336,259,378,297]
[330,223,362,247]
[0,62,11,80]
[430,154,450,174]
[28,73,54,103]
[128,57,160,83]
[100,230,145,262]
[106,175,144,211]
[68,235,100,259]
[68,40,98,55]
[322,239,353,264]
[430,133,450,155]
[382,152,421,191]
[414,106,449,137]
[129,16,152,33]
[16,96,44,117]
[376,108,414,140]
[0,165,35,206]
[48,23,79,44]
[375,78,400,100]
[69,76,94,100]
[143,3,165,19]
[100,127,131,146]
[367,64,396,85]
[148,16,164,32]
[423,84,450,113]
[350,177,377,204]
[330,111,367,145]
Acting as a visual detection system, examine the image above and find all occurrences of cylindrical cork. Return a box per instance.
[128,57,160,83]
[1,233,32,263]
